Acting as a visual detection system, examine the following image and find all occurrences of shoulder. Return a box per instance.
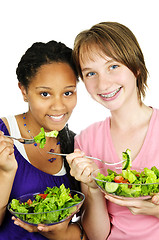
[76,118,108,138]
[1,117,10,130]
[75,118,109,151]
[0,117,10,134]
[154,108,159,117]
[150,108,159,124]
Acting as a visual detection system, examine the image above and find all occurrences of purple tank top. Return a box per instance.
[0,119,72,240]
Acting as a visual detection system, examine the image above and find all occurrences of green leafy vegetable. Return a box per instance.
[9,184,82,224]
[96,149,159,198]
[34,127,59,148]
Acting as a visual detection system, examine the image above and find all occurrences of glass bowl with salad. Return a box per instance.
[7,184,85,225]
[91,149,159,199]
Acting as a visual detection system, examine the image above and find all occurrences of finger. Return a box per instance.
[0,143,14,157]
[37,224,55,232]
[74,148,84,154]
[0,131,4,136]
[0,135,14,145]
[70,158,92,174]
[12,217,38,232]
[37,218,70,232]
[152,194,159,204]
[0,139,14,154]
[105,194,140,207]
[66,150,85,165]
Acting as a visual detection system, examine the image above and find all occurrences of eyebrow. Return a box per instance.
[36,85,76,90]
[36,86,51,89]
[81,59,115,72]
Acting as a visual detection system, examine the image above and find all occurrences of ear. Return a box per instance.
[18,82,28,102]
[136,69,140,77]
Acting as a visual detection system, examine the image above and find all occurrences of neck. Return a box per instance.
[110,102,151,131]
[22,112,60,163]
[24,112,42,137]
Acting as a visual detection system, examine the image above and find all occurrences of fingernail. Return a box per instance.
[14,221,19,226]
[153,197,159,204]
[105,195,109,200]
[38,226,44,231]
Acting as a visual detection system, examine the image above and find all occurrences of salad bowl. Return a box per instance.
[8,185,85,225]
[91,166,159,199]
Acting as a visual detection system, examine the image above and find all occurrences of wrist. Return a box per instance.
[88,186,101,194]
[66,222,85,240]
[74,222,84,240]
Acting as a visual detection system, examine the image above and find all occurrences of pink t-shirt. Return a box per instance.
[75,108,159,240]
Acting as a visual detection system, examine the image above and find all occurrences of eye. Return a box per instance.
[41,92,50,97]
[110,64,119,70]
[64,91,73,97]
[86,72,96,77]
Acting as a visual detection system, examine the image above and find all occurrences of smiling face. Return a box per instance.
[80,49,138,112]
[20,62,77,132]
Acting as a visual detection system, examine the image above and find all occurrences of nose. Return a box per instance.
[97,72,112,90]
[50,96,65,111]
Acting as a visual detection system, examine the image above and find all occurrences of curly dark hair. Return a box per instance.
[16,40,78,89]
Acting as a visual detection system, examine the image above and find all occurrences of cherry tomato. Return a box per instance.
[38,194,48,199]
[26,199,33,205]
[114,176,124,183]
[121,179,129,183]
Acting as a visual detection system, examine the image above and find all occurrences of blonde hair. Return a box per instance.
[73,22,148,102]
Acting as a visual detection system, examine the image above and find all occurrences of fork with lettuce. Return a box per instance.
[34,127,59,148]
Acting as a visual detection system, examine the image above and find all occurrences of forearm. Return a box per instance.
[65,222,87,240]
[82,186,110,240]
[0,169,16,225]
[41,221,87,240]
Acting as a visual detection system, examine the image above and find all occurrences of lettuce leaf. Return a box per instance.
[10,184,81,224]
[34,127,59,148]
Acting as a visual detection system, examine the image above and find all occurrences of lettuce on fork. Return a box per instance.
[34,127,59,148]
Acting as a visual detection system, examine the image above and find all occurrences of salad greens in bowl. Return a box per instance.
[91,149,159,199]
[8,184,85,225]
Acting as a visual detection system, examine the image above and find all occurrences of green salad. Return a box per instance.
[9,184,82,224]
[96,149,159,198]
[34,127,59,148]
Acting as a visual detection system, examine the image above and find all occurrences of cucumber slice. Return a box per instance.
[105,182,119,193]
[122,156,130,170]
[122,149,132,170]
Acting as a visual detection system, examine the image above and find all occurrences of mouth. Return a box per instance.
[48,114,65,121]
[99,87,121,99]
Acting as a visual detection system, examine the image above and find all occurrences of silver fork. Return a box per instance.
[48,152,125,166]
[4,135,35,144]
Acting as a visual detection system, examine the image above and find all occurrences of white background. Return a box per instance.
[0,0,159,134]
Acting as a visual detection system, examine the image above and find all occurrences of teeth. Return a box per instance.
[49,114,64,120]
[101,88,120,98]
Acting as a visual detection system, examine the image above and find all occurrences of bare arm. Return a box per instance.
[67,150,111,240]
[81,183,110,240]
[0,131,17,225]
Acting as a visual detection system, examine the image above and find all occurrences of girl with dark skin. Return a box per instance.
[0,40,87,240]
